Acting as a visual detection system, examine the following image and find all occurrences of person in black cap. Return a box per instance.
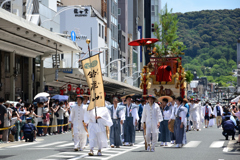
[21,117,36,142]
[222,115,235,140]
[0,98,7,142]
[123,94,139,146]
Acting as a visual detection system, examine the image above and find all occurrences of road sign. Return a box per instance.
[71,31,76,42]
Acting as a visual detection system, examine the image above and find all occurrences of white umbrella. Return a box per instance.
[34,92,50,100]
[231,95,240,103]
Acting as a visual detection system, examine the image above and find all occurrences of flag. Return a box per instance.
[82,54,105,111]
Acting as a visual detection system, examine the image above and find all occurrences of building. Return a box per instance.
[0,1,80,102]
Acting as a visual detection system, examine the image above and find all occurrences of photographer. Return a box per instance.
[57,102,66,134]
[21,117,36,142]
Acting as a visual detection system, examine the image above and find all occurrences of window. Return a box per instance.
[99,23,101,37]
[118,23,121,30]
[102,25,104,39]
[15,56,21,73]
[118,8,121,15]
[4,54,10,73]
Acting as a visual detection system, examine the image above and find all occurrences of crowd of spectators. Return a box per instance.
[0,97,71,143]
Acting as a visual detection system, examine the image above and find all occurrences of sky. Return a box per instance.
[161,0,240,13]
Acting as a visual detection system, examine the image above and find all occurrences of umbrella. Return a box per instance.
[34,92,50,100]
[231,95,240,103]
[128,38,159,46]
[51,95,69,102]
[34,96,48,103]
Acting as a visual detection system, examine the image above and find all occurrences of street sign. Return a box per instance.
[71,31,76,42]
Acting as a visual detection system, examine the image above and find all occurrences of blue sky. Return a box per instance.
[161,0,240,13]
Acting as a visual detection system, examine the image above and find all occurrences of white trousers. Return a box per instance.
[74,133,87,149]
[192,121,200,129]
[146,132,158,148]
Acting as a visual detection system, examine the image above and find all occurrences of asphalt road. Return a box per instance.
[0,125,239,160]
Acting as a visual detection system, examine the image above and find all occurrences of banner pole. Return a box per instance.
[86,39,97,123]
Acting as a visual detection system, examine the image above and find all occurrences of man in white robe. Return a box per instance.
[84,106,113,156]
[189,99,200,131]
[69,95,87,151]
[142,95,163,152]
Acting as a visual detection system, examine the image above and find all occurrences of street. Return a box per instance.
[0,126,239,160]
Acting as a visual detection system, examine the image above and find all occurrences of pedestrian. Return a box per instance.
[63,101,70,133]
[213,102,223,128]
[169,96,176,144]
[183,98,190,131]
[36,102,44,136]
[203,101,212,128]
[123,95,139,146]
[142,95,162,152]
[84,100,113,156]
[51,100,59,135]
[189,99,200,131]
[0,97,7,143]
[57,101,66,134]
[137,99,143,131]
[169,96,187,148]
[158,96,172,147]
[208,104,215,127]
[2,102,12,143]
[107,97,125,148]
[222,115,235,140]
[232,106,240,143]
[21,117,36,142]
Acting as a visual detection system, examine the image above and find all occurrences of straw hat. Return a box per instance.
[158,96,173,103]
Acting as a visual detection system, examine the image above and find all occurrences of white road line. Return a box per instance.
[209,141,225,148]
[48,155,76,158]
[7,142,41,148]
[223,147,228,152]
[37,141,67,147]
[184,141,201,148]
[57,142,73,147]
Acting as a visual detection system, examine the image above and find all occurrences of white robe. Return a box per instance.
[189,103,200,129]
[202,105,212,117]
[84,107,113,149]
[141,103,163,148]
[69,104,88,149]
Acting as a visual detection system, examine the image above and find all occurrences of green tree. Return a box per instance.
[185,71,194,91]
[154,4,186,57]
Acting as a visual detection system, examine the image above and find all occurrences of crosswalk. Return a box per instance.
[0,138,238,159]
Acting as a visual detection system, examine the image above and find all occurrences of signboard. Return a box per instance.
[58,68,73,74]
[74,8,89,17]
[82,54,105,111]
[71,31,76,42]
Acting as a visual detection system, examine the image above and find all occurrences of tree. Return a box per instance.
[185,71,194,91]
[153,4,186,57]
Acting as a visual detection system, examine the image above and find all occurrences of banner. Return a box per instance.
[82,54,105,111]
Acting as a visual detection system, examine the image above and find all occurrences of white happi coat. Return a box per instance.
[202,105,212,117]
[141,102,163,133]
[69,104,87,134]
[189,103,200,122]
[213,105,223,117]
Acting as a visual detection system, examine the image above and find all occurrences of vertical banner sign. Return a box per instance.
[82,54,105,111]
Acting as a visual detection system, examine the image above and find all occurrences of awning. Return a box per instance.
[44,68,142,95]
[0,8,81,58]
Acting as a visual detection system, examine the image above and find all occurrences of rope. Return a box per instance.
[0,124,15,131]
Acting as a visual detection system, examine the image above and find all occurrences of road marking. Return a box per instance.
[223,147,228,152]
[48,155,76,158]
[37,141,67,147]
[57,142,73,147]
[184,141,201,148]
[209,141,225,148]
[7,142,40,148]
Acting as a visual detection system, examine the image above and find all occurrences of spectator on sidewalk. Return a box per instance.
[36,102,44,136]
[232,106,240,143]
[0,98,7,143]
[222,115,235,140]
[43,99,50,136]
[2,102,12,143]
[57,102,66,134]
[63,101,70,133]
[21,117,36,142]
[51,100,59,135]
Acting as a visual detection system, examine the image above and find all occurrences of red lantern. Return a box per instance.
[87,88,90,95]
[76,87,80,94]
[80,89,84,94]
[67,84,72,91]
[104,92,106,97]
[60,89,64,95]
[72,87,76,92]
